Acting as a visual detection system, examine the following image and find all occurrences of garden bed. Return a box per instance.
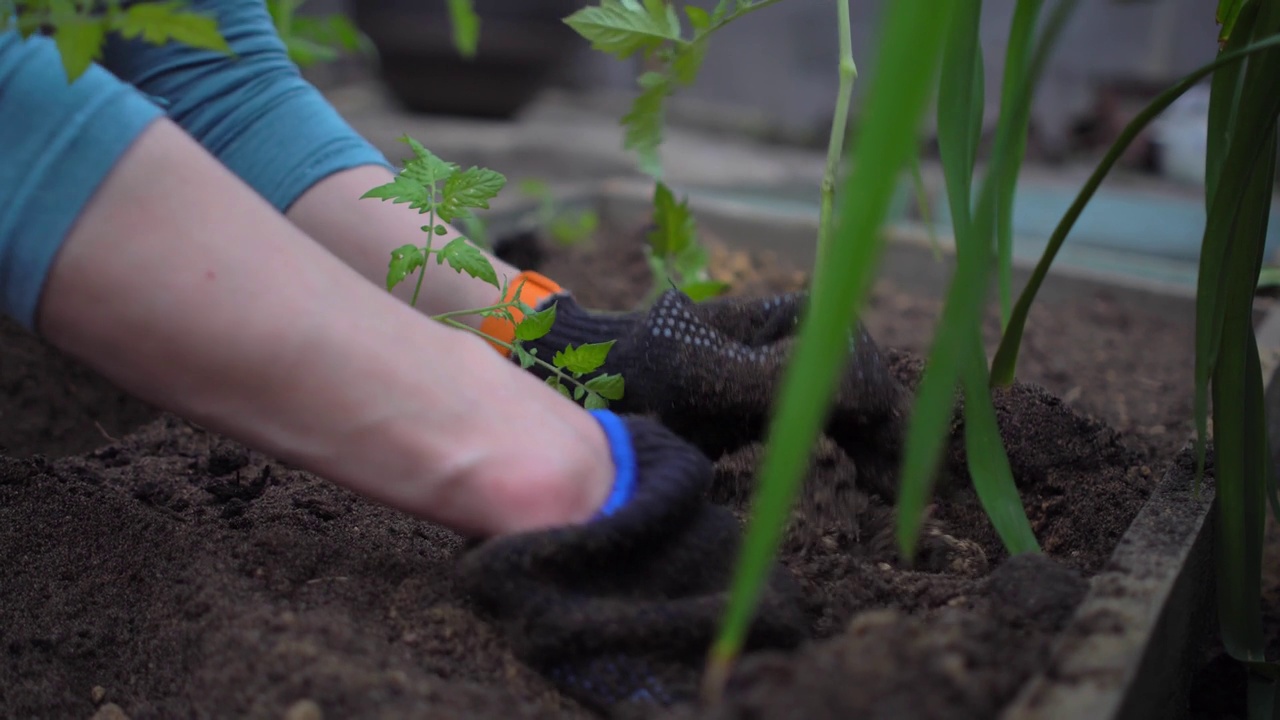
[0,181,1265,719]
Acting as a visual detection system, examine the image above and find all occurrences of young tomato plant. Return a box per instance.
[361,136,626,411]
[645,181,729,303]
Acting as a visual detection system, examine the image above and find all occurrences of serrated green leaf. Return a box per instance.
[545,375,571,399]
[387,244,425,290]
[50,11,106,81]
[513,345,537,369]
[672,242,710,281]
[648,181,696,257]
[710,0,733,24]
[110,0,232,54]
[573,384,586,400]
[623,71,670,177]
[361,175,431,212]
[400,137,457,185]
[584,391,609,410]
[681,278,731,301]
[584,373,625,400]
[563,0,683,59]
[439,167,506,223]
[685,4,711,31]
[437,237,499,288]
[672,36,708,85]
[447,0,480,57]
[553,340,616,374]
[515,302,557,341]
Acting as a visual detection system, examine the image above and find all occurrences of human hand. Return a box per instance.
[456,410,807,715]
[518,290,911,500]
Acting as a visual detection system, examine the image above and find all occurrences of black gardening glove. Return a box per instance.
[518,290,910,500]
[455,411,807,716]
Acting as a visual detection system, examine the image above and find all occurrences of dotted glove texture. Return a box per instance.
[455,414,807,716]
[520,290,910,500]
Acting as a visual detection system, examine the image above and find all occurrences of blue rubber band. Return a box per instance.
[589,410,637,518]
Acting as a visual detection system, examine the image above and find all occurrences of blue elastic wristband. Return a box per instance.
[589,410,637,518]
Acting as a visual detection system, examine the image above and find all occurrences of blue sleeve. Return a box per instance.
[0,1,390,331]
[0,31,166,331]
[100,0,392,212]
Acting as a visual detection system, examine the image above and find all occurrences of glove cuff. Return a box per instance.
[588,410,637,518]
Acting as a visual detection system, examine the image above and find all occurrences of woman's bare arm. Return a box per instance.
[37,118,613,537]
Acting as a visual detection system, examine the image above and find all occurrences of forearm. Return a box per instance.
[37,119,612,536]
[286,164,522,324]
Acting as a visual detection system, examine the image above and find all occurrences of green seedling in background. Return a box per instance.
[519,178,600,247]
[646,181,728,303]
[361,136,625,411]
[266,0,370,68]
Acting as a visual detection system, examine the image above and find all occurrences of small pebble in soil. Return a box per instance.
[89,703,129,720]
[90,685,106,704]
[282,698,323,720]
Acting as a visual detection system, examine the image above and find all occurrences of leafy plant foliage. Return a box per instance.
[363,138,625,410]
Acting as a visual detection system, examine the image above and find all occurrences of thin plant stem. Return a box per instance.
[430,300,520,322]
[409,206,437,308]
[440,318,598,398]
[815,0,858,269]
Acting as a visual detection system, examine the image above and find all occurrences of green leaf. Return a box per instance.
[387,244,425,290]
[959,333,1039,553]
[361,136,457,213]
[648,181,696,257]
[710,0,734,24]
[553,340,616,375]
[680,278,731,302]
[685,5,711,31]
[584,391,610,410]
[282,35,337,67]
[672,242,710,282]
[361,175,430,211]
[672,36,709,85]
[548,210,599,246]
[623,71,671,177]
[513,345,537,370]
[437,237,499,289]
[708,0,955,691]
[447,0,480,58]
[563,0,683,60]
[990,31,1280,385]
[439,167,507,223]
[50,11,106,81]
[584,373,625,400]
[515,302,557,341]
[110,0,232,53]
[1218,0,1245,45]
[545,375,571,400]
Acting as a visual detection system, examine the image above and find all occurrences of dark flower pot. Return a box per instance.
[350,0,587,118]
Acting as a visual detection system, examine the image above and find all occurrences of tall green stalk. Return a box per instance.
[815,2,858,269]
[701,0,952,703]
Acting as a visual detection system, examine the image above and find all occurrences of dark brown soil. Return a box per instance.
[0,219,1206,719]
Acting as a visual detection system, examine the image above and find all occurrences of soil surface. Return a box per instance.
[0,219,1210,719]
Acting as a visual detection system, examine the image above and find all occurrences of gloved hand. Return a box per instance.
[455,410,808,716]
[518,289,911,500]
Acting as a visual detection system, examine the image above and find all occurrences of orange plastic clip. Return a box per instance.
[478,270,563,356]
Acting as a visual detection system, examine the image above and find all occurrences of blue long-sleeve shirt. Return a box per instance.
[0,0,391,331]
